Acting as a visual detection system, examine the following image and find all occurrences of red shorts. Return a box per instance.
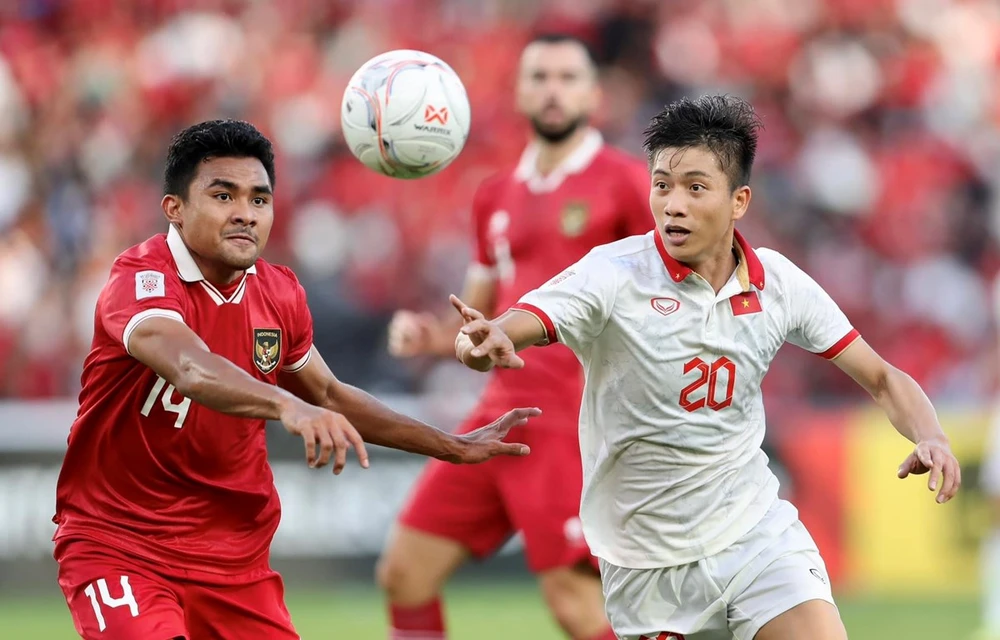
[55,538,297,640]
[398,405,594,573]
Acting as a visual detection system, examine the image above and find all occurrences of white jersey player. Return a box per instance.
[450,95,961,640]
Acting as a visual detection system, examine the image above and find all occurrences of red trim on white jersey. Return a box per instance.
[818,328,860,359]
[511,302,558,345]
[654,229,765,290]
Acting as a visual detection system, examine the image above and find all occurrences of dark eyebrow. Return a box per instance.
[652,169,713,179]
[206,178,273,196]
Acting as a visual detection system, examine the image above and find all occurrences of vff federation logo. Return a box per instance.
[639,633,686,640]
[424,105,449,125]
[253,328,281,375]
[650,297,680,316]
[560,201,589,237]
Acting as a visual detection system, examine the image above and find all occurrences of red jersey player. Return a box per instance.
[378,35,649,640]
[53,120,537,640]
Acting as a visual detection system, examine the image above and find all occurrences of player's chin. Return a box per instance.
[530,117,580,143]
[218,245,260,270]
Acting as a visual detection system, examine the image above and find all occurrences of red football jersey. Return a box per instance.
[470,130,650,424]
[53,225,313,582]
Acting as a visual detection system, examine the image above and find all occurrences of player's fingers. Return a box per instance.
[469,331,504,357]
[302,429,317,468]
[928,450,943,492]
[497,407,542,431]
[331,433,349,476]
[917,444,934,469]
[315,427,335,469]
[897,453,915,478]
[450,294,483,322]
[494,442,530,457]
[344,423,370,469]
[938,458,960,503]
[499,353,525,369]
[461,319,492,337]
[897,453,923,478]
[449,294,470,318]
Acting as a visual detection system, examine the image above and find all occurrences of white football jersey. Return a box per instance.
[514,230,858,569]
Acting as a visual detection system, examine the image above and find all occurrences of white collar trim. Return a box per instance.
[513,128,603,194]
[167,224,257,282]
[166,224,256,306]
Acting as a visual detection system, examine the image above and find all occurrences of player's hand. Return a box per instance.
[450,294,524,369]
[443,407,540,463]
[387,310,438,358]
[279,399,370,475]
[897,436,961,504]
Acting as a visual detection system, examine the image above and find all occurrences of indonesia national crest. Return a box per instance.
[253,328,281,374]
[560,201,589,237]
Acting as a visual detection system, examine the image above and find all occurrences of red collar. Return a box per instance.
[654,229,765,290]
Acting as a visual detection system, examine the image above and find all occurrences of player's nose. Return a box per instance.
[661,194,688,217]
[230,201,258,227]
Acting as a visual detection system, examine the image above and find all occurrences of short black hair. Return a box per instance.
[163,119,276,199]
[643,95,762,190]
[526,32,598,70]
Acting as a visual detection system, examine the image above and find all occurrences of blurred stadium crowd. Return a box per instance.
[1,0,999,407]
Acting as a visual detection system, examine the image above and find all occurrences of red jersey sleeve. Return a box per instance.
[280,268,315,374]
[471,177,500,269]
[99,257,188,355]
[618,160,653,237]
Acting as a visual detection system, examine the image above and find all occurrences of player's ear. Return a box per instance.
[731,185,751,222]
[161,194,183,226]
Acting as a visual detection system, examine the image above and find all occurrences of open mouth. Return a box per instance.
[664,225,690,245]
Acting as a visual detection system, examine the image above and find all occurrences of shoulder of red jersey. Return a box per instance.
[112,233,173,270]
[248,260,305,293]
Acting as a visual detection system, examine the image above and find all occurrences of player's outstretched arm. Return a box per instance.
[833,338,961,503]
[450,295,546,372]
[388,267,497,359]
[280,348,535,463]
[129,316,369,473]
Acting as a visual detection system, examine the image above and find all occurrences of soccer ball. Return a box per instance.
[341,50,471,179]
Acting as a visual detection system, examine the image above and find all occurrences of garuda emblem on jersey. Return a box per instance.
[253,328,281,374]
[560,201,589,237]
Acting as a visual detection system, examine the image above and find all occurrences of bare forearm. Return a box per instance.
[324,383,463,460]
[874,366,947,444]
[171,349,295,420]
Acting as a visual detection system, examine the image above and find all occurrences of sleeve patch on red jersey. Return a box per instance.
[135,270,165,300]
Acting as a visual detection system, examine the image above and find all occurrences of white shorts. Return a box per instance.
[599,499,836,640]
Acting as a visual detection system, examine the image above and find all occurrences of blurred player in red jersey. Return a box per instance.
[52,120,538,640]
[377,34,649,640]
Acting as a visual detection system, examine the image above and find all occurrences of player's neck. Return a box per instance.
[689,240,739,293]
[534,127,590,176]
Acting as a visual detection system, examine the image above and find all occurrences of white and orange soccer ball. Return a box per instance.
[341,49,471,179]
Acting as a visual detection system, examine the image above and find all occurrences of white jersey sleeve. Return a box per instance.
[780,256,859,358]
[513,251,617,354]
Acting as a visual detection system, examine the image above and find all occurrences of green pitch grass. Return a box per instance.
[0,582,979,639]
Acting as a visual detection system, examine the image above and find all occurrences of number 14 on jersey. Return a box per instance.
[140,376,191,428]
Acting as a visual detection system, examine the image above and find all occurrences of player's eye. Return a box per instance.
[654,181,668,190]
[690,184,706,192]
[215,193,232,201]
[252,197,266,206]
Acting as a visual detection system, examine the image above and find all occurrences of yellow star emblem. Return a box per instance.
[742,299,750,308]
